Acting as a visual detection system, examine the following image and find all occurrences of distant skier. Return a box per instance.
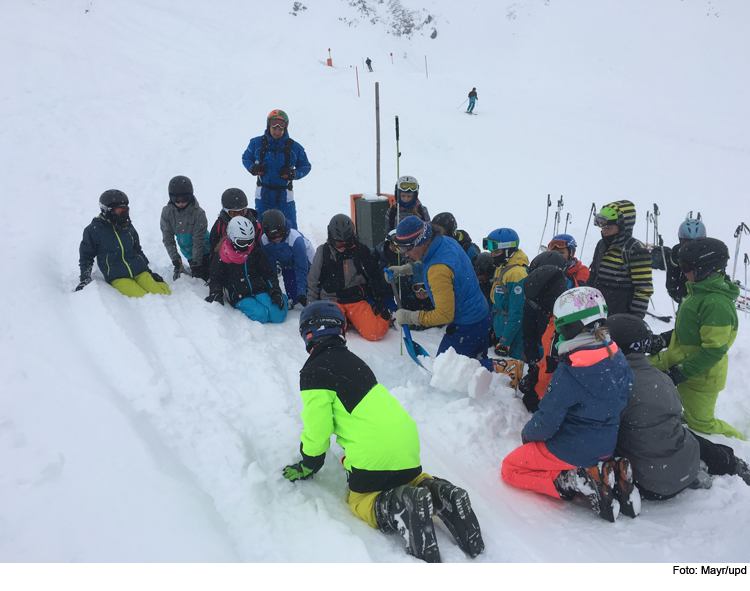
[283,300,484,563]
[366,57,373,72]
[467,87,478,113]
[77,190,170,297]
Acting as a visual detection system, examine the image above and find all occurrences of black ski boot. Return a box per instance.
[732,457,750,486]
[419,477,484,558]
[374,485,441,563]
[611,458,640,518]
[689,460,713,490]
[553,469,578,501]
[575,462,620,522]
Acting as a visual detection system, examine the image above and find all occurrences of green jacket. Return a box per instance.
[650,273,739,390]
[298,338,422,493]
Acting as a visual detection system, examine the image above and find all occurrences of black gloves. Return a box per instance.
[249,163,267,176]
[295,294,308,308]
[518,363,540,396]
[371,301,391,320]
[279,166,296,180]
[75,275,92,292]
[270,289,286,310]
[150,271,165,284]
[648,330,673,355]
[190,260,208,281]
[172,259,183,281]
[666,365,688,386]
[206,291,224,305]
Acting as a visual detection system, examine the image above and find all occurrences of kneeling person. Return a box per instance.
[282,301,484,563]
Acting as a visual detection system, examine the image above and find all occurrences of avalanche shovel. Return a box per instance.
[384,268,430,369]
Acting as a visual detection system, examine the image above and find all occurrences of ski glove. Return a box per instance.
[395,308,421,327]
[666,365,688,386]
[270,289,286,310]
[279,166,296,180]
[518,363,539,395]
[75,275,92,292]
[371,301,391,320]
[283,461,314,482]
[150,271,166,284]
[249,163,267,176]
[295,294,308,308]
[172,259,183,281]
[494,342,510,357]
[206,291,224,305]
[647,330,672,355]
[190,260,207,281]
[385,264,413,283]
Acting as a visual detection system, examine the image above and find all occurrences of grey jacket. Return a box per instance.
[160,199,209,265]
[615,353,700,496]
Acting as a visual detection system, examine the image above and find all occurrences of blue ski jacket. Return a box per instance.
[260,220,315,299]
[241,130,311,206]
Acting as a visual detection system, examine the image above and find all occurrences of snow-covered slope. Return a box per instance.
[1,0,750,564]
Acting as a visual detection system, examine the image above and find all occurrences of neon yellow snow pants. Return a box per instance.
[110,271,171,298]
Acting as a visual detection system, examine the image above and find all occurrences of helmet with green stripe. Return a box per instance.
[553,286,608,341]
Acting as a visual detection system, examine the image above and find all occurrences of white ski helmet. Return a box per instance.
[553,286,608,341]
[227,216,255,250]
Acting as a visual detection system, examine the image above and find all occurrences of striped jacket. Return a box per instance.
[587,201,653,317]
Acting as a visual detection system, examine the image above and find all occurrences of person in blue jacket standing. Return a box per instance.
[387,217,492,368]
[259,209,315,309]
[241,109,312,230]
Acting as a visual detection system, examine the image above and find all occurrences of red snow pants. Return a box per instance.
[338,300,390,342]
[501,441,577,499]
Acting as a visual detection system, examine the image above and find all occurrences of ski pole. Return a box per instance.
[395,115,400,178]
[564,213,572,233]
[457,99,468,109]
[653,204,660,247]
[552,196,564,235]
[580,202,596,257]
[732,222,749,281]
[646,310,672,323]
[538,194,551,252]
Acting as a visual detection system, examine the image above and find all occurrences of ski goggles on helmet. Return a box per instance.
[170,194,191,204]
[412,283,427,294]
[233,237,254,250]
[482,237,517,252]
[266,230,285,240]
[269,119,288,129]
[594,206,619,227]
[547,238,570,250]
[397,181,418,192]
[333,239,353,249]
[227,208,248,217]
[113,205,129,214]
[678,261,693,273]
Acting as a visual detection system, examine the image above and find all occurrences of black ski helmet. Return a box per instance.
[261,209,288,239]
[299,300,347,351]
[221,188,248,211]
[528,250,567,273]
[524,265,569,313]
[327,214,355,244]
[472,251,495,279]
[607,314,653,356]
[168,175,193,197]
[432,212,458,238]
[99,189,130,225]
[677,237,730,282]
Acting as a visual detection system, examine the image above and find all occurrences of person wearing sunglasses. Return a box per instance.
[259,208,316,309]
[241,109,312,230]
[77,190,171,297]
[306,214,391,341]
[384,175,430,234]
[547,233,589,288]
[160,175,211,282]
[388,217,491,366]
[587,200,653,318]
[483,228,529,361]
[205,216,287,324]
[208,188,261,259]
[649,237,744,441]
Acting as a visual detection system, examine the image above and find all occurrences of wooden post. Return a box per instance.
[390,52,393,64]
[376,82,381,195]
[327,48,332,67]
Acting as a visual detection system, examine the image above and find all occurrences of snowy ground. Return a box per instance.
[2,0,750,579]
